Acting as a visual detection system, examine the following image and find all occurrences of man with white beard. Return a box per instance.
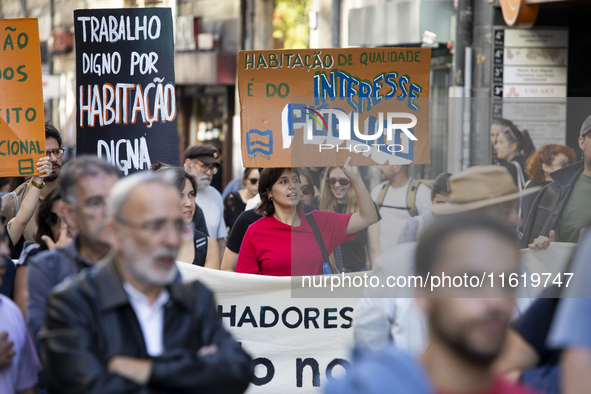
[40,172,253,393]
[184,145,227,258]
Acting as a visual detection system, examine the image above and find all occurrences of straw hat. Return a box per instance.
[431,165,541,215]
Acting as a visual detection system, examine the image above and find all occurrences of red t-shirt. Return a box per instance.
[235,209,355,276]
[439,377,540,394]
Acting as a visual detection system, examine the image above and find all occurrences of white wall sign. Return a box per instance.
[502,85,567,98]
[503,66,567,85]
[492,27,569,151]
[501,101,567,121]
[503,48,568,67]
[512,120,567,146]
[503,29,569,48]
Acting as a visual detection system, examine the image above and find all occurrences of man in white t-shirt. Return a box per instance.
[184,144,228,259]
[370,165,431,253]
[0,226,39,394]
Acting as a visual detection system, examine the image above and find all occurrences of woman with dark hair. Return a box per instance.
[150,163,220,269]
[235,158,379,276]
[299,167,318,206]
[494,119,536,189]
[318,166,379,272]
[12,188,73,317]
[521,144,576,227]
[224,168,260,231]
[397,172,453,244]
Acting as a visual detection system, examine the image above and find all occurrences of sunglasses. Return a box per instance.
[326,177,351,186]
[301,185,313,195]
[248,178,259,185]
[44,212,60,226]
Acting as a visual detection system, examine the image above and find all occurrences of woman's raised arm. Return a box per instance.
[342,157,379,235]
[6,157,52,245]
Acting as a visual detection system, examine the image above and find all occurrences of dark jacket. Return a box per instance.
[520,161,585,248]
[40,258,253,394]
[27,237,94,353]
[520,181,550,234]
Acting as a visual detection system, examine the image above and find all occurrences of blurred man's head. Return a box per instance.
[106,172,183,286]
[45,122,63,183]
[378,165,408,183]
[59,156,121,247]
[431,166,539,228]
[183,144,220,190]
[415,216,519,365]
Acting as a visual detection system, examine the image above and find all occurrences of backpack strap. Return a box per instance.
[406,179,422,217]
[511,161,526,222]
[511,161,526,190]
[305,212,338,274]
[376,181,390,210]
[10,191,18,217]
[332,245,343,273]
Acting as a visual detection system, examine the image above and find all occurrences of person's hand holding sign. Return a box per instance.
[35,156,53,179]
[342,156,380,236]
[5,157,53,249]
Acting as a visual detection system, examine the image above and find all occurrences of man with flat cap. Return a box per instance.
[184,144,227,261]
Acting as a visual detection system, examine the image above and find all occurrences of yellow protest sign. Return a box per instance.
[238,48,431,168]
[0,18,45,176]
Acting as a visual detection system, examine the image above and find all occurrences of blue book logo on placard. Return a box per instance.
[246,129,273,156]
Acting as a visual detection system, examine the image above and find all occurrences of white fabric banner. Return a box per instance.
[177,263,357,393]
[5,241,577,393]
[519,242,576,276]
[176,243,577,392]
[518,242,577,299]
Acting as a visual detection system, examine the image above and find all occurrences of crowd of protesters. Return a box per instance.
[1,115,591,394]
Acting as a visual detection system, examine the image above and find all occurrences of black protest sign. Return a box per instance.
[75,8,178,174]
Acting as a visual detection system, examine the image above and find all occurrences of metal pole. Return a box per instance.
[462,47,472,169]
[454,0,473,169]
[20,0,27,17]
[48,0,54,123]
[331,0,341,48]
[245,0,254,50]
[447,86,464,174]
[454,0,473,86]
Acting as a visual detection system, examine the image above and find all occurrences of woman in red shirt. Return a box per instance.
[235,158,378,276]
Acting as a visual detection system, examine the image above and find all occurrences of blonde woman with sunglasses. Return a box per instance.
[319,167,379,272]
